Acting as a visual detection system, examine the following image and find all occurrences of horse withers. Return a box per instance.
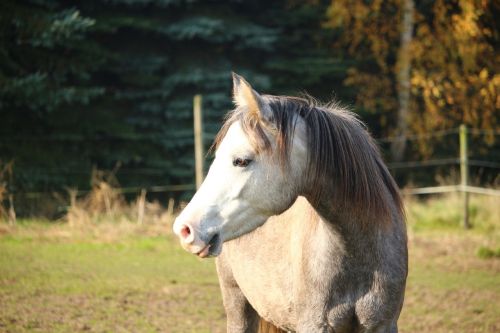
[173,74,408,333]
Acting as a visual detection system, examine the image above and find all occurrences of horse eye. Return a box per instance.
[233,158,252,167]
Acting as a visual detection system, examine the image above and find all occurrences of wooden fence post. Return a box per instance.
[193,94,204,190]
[459,124,470,229]
[8,194,16,225]
[137,189,146,225]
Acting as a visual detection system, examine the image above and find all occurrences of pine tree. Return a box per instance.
[0,0,346,209]
[0,0,106,192]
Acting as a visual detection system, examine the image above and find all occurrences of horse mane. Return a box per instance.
[213,95,404,223]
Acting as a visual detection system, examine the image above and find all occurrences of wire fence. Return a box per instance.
[1,123,499,225]
[379,125,499,228]
[3,125,500,197]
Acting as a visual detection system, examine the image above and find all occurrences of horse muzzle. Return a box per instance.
[173,219,223,258]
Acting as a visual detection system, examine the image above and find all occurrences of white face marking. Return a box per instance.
[173,118,308,257]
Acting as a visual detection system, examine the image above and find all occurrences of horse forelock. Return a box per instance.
[211,95,404,224]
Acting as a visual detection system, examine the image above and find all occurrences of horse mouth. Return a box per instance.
[197,233,221,258]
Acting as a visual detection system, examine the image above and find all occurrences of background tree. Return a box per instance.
[409,0,498,145]
[325,0,499,160]
[0,0,343,215]
[1,0,497,216]
[325,0,402,135]
[0,1,106,193]
[392,0,414,162]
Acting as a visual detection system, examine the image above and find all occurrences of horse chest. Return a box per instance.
[223,216,299,329]
[220,200,332,330]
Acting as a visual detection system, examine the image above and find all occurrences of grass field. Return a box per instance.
[0,194,499,332]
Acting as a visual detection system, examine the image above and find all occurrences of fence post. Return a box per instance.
[459,124,470,229]
[193,94,204,190]
[137,189,146,225]
[8,194,16,225]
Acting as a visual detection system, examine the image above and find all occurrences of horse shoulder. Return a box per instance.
[219,197,315,330]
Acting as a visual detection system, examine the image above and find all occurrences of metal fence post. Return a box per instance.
[459,124,470,229]
[193,94,204,190]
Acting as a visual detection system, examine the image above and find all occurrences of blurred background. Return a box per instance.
[0,0,498,218]
[0,1,499,332]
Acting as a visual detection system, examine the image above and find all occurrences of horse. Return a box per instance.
[173,73,408,333]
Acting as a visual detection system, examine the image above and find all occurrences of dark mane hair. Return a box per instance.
[213,95,404,222]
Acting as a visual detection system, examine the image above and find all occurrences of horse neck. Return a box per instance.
[303,185,381,248]
[300,200,380,267]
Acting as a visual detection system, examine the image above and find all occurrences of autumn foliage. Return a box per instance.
[326,0,498,155]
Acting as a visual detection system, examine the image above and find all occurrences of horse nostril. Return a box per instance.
[180,224,193,243]
[208,233,219,248]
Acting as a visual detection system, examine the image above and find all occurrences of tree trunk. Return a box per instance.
[391,0,415,162]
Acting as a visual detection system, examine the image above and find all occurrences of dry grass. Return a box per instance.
[405,192,499,234]
[400,193,500,332]
[65,169,176,231]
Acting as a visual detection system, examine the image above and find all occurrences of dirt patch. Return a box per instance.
[410,232,500,274]
[0,286,225,333]
[400,231,500,333]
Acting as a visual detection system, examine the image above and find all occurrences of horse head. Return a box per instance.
[173,73,308,257]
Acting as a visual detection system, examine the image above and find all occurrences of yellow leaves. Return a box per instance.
[344,68,397,112]
[482,27,492,37]
[479,68,488,80]
[409,63,497,137]
[326,0,401,59]
[446,95,455,105]
[325,2,348,28]
[484,74,500,109]
[451,0,480,38]
[432,86,441,98]
[406,0,498,142]
[327,0,498,145]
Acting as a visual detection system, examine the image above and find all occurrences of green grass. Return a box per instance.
[400,194,500,333]
[0,223,224,333]
[405,193,499,234]
[0,194,499,332]
[477,246,500,259]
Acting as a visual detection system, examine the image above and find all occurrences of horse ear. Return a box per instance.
[232,72,272,121]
